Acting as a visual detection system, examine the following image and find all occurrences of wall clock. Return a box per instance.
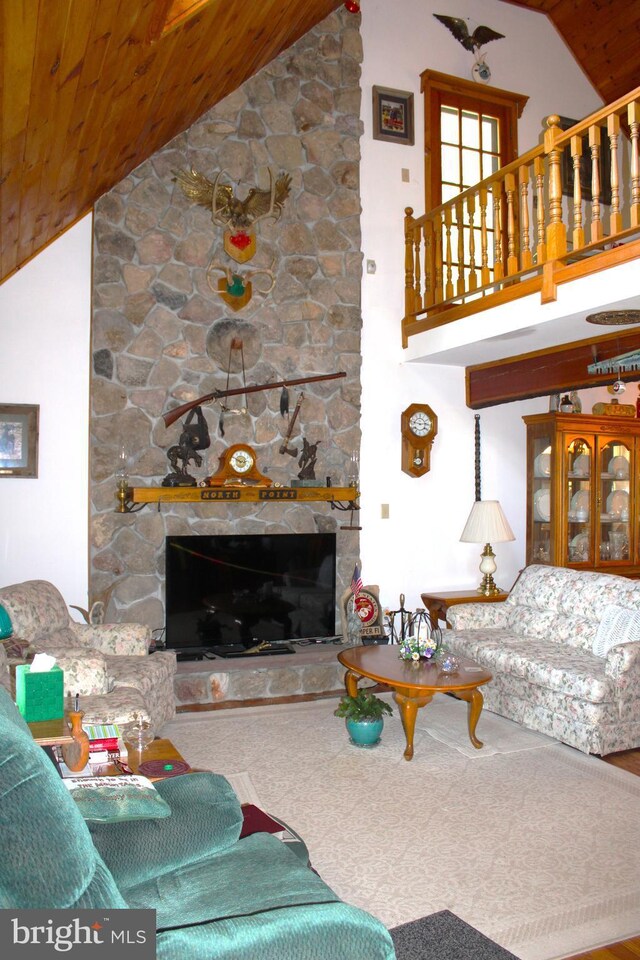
[401,403,438,477]
[206,444,272,487]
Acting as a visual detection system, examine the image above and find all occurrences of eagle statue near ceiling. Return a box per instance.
[433,15,505,53]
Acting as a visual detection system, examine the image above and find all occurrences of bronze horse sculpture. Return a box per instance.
[163,406,211,487]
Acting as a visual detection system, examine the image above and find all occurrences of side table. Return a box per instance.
[421,589,508,632]
[28,710,90,772]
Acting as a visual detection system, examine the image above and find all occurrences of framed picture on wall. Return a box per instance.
[0,404,39,478]
[372,86,414,146]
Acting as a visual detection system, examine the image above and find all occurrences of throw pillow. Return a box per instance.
[592,604,640,657]
[64,774,171,823]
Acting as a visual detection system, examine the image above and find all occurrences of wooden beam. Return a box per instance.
[466,328,640,408]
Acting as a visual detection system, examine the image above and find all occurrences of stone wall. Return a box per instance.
[90,8,364,630]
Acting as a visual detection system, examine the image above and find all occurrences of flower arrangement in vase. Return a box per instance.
[397,629,442,661]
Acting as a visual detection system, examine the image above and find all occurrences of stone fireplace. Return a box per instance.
[89,8,364,631]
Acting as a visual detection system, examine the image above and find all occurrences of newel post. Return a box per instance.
[404,207,417,320]
[543,115,567,260]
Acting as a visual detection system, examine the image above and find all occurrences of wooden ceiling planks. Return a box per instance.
[0,0,343,284]
[501,0,640,105]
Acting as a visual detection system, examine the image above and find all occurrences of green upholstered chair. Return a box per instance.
[0,687,396,959]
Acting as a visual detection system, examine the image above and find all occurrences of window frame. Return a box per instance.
[420,70,528,211]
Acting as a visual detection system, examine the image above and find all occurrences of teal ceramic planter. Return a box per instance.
[346,717,384,748]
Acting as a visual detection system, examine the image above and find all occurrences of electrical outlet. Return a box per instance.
[401,168,410,183]
[366,259,377,274]
[381,503,389,519]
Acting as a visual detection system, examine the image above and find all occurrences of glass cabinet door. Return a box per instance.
[567,437,592,564]
[599,439,631,563]
[531,434,552,563]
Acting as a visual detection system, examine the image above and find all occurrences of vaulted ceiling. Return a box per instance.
[1,0,638,289]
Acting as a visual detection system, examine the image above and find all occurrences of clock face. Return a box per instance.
[230,448,254,474]
[409,411,432,437]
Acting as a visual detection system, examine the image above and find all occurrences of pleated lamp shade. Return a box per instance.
[460,500,515,544]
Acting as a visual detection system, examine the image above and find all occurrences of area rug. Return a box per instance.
[412,694,557,758]
[162,697,640,960]
[391,910,519,960]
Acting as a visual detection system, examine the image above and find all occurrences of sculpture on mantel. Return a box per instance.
[297,437,321,481]
[162,406,211,487]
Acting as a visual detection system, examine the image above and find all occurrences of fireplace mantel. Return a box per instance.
[122,485,359,508]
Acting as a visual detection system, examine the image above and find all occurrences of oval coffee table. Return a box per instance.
[337,645,492,761]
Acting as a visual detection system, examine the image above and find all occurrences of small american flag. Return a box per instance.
[350,563,363,599]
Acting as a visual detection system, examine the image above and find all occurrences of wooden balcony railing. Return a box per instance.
[403,87,640,347]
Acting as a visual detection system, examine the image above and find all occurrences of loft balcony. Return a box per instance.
[402,87,640,404]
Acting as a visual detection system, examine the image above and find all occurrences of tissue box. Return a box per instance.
[15,664,64,722]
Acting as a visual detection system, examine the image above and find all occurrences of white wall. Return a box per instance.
[358,0,606,612]
[0,216,92,608]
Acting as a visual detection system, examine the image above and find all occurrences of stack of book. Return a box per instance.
[82,723,121,764]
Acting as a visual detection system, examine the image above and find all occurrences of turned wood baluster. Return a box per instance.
[456,199,465,296]
[505,172,518,275]
[434,212,444,303]
[519,165,532,270]
[543,115,567,259]
[534,156,546,265]
[424,218,435,307]
[404,207,417,316]
[571,134,584,251]
[589,124,603,242]
[467,193,478,291]
[444,206,454,299]
[630,101,640,228]
[607,113,622,235]
[479,187,490,285]
[414,224,423,313]
[492,182,504,281]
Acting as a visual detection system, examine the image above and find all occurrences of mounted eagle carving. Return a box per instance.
[433,14,505,53]
[173,167,292,230]
[173,167,292,263]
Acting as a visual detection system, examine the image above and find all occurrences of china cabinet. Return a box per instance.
[523,413,640,577]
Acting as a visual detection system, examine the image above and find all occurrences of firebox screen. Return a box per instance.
[165,533,337,653]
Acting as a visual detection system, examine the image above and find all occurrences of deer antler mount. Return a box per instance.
[173,168,292,263]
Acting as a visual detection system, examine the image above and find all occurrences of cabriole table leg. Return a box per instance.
[393,688,433,760]
[454,687,485,749]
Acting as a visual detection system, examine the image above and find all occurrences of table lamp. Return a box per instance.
[460,500,515,596]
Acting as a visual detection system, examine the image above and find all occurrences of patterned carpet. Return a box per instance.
[162,697,640,960]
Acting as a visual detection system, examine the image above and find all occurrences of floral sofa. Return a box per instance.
[0,580,176,730]
[445,564,640,755]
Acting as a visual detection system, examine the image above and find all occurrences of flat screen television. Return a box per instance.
[165,533,337,658]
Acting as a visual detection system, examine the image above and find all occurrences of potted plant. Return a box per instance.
[334,689,392,747]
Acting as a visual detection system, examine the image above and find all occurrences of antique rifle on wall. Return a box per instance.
[163,371,346,428]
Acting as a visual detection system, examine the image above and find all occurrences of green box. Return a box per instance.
[15,664,64,722]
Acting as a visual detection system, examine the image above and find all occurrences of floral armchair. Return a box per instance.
[0,580,176,730]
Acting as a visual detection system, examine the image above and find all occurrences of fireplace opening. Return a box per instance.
[165,533,337,660]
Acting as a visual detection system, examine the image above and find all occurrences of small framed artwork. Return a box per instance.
[372,86,414,146]
[0,404,39,478]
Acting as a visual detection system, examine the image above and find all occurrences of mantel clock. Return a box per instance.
[206,444,272,487]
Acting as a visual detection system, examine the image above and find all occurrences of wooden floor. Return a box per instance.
[565,748,640,960]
